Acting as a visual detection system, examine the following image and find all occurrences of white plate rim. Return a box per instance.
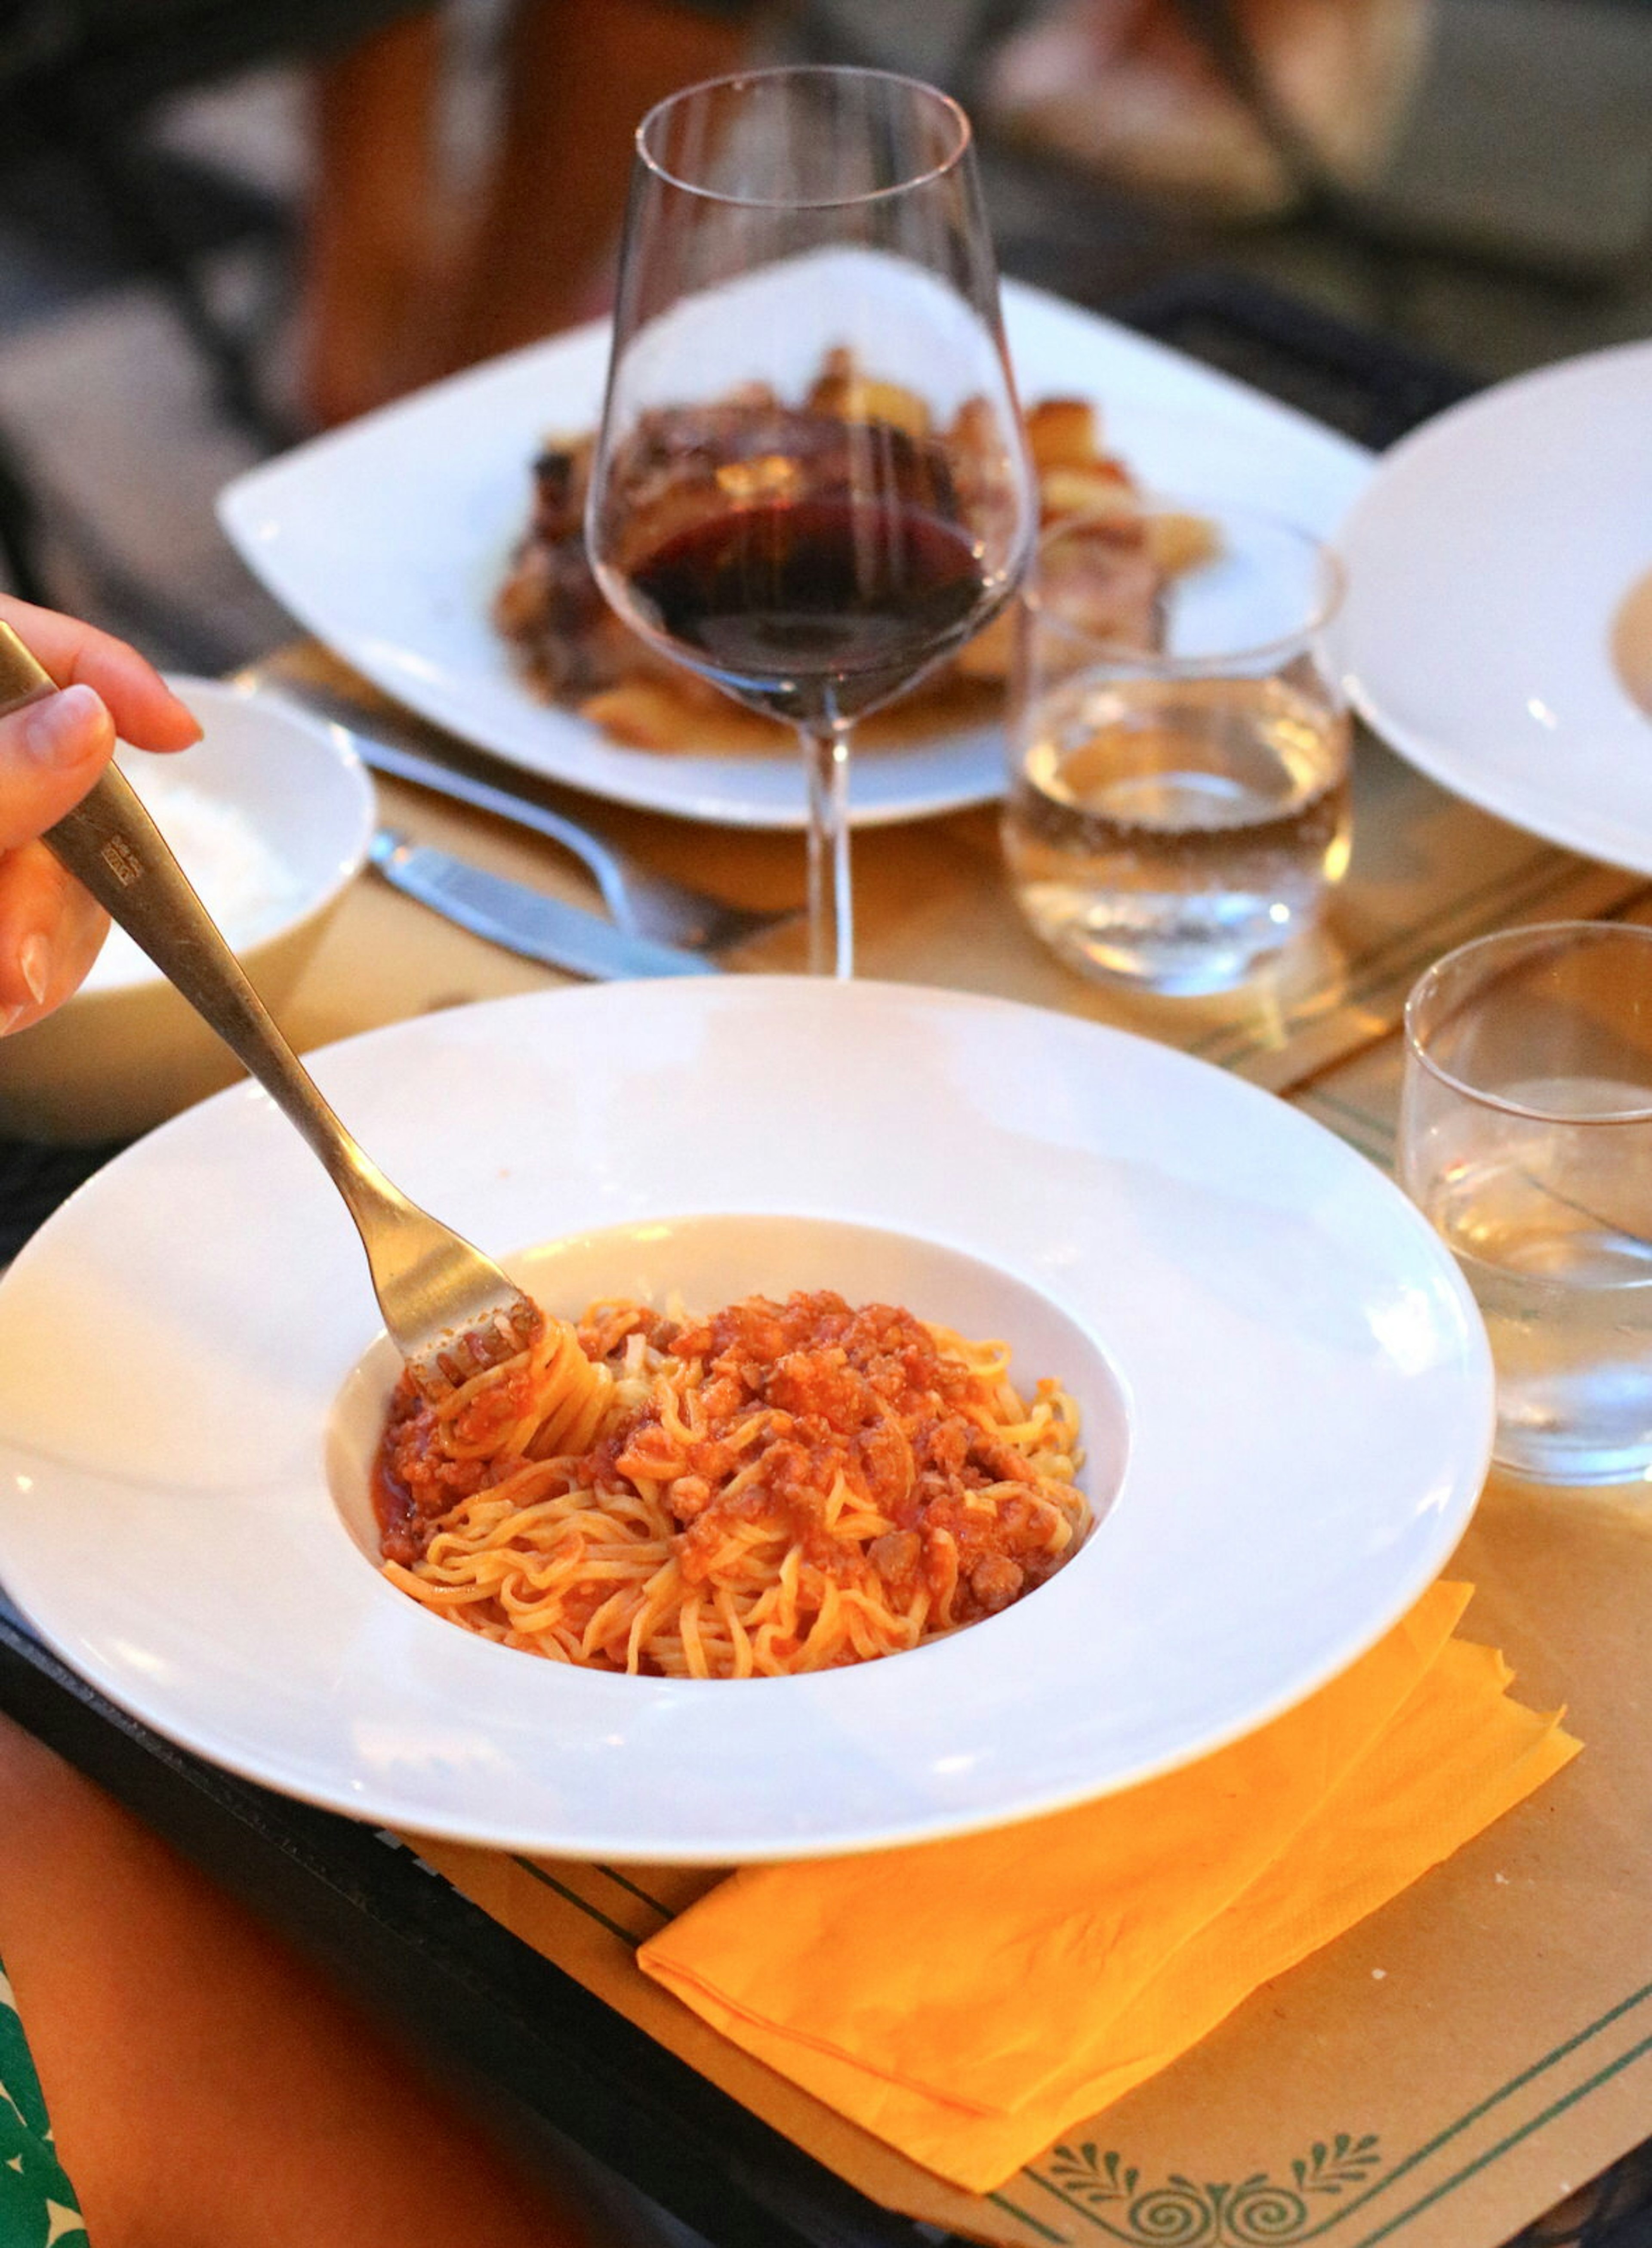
[0,977,1492,1861]
[1334,335,1652,873]
[217,278,1373,833]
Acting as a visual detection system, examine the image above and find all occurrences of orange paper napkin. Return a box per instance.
[639,1581,1579,2190]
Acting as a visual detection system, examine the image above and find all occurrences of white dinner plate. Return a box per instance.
[0,979,1491,1862]
[1335,338,1652,871]
[217,275,1372,831]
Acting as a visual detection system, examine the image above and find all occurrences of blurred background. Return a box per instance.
[0,0,1646,678]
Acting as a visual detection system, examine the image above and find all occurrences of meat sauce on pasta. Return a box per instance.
[374,1288,1088,1678]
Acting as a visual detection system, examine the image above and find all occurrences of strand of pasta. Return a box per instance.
[380,1302,1091,1677]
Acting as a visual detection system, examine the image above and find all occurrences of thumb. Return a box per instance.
[0,684,116,852]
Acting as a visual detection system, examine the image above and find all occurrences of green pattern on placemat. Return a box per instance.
[0,1959,86,2247]
[1036,2134,1382,2242]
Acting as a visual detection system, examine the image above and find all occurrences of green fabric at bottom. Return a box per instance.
[0,1955,86,2247]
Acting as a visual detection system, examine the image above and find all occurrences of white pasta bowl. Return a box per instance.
[0,677,374,1144]
[0,978,1493,1861]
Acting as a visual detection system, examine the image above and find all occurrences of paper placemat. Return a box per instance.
[273,648,1652,2247]
[390,1249,1652,2248]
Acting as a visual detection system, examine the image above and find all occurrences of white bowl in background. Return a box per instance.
[0,677,375,1145]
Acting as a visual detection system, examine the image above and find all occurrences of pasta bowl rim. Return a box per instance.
[0,974,1493,1860]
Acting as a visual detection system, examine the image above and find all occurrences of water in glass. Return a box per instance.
[1002,671,1350,991]
[1419,1078,1652,1486]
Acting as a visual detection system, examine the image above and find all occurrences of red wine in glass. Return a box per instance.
[625,497,992,720]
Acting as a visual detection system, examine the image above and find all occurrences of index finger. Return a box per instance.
[0,596,201,753]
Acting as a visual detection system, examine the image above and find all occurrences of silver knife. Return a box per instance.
[370,831,719,981]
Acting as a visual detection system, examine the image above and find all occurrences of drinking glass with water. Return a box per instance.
[1001,498,1350,994]
[1400,921,1652,1487]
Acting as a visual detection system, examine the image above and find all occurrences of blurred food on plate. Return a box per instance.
[493,359,1217,755]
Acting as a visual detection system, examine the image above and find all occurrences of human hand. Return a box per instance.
[0,596,200,1036]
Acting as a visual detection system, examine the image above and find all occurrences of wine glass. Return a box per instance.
[585,65,1036,976]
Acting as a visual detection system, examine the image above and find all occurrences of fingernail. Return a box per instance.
[0,1001,24,1036]
[20,682,106,768]
[18,934,49,1006]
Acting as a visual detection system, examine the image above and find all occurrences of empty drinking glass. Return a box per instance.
[1400,920,1652,1487]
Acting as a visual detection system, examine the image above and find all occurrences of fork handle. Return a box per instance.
[42,760,399,1203]
[0,626,336,1170]
[237,676,652,933]
[236,675,736,949]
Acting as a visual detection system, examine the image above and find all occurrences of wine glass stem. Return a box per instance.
[801,722,854,978]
